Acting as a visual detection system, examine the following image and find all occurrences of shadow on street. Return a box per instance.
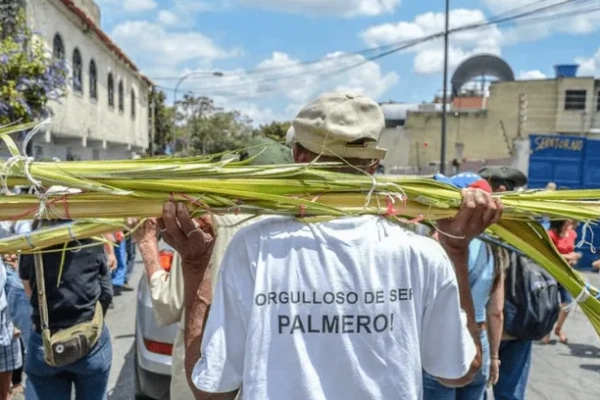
[580,364,600,373]
[107,342,135,400]
[566,343,600,359]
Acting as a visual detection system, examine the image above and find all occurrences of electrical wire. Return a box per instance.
[155,0,598,100]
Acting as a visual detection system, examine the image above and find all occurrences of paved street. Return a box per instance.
[104,263,600,400]
[105,263,142,400]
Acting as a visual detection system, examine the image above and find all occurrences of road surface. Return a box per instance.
[105,263,600,399]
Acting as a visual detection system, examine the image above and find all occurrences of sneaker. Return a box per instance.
[121,284,135,292]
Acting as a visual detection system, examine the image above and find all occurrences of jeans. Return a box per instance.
[423,329,490,400]
[484,339,532,400]
[111,241,128,287]
[5,278,32,348]
[25,325,112,400]
[125,238,136,284]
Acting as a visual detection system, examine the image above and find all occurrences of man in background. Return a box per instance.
[132,140,291,400]
[164,92,502,399]
[479,166,532,400]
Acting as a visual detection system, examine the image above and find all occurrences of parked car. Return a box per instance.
[134,242,178,400]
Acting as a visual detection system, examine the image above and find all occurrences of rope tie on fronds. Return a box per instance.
[563,282,592,312]
[576,221,596,254]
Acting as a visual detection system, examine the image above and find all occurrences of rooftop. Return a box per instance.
[58,0,153,86]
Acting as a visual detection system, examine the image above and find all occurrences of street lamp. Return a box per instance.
[440,0,450,175]
[173,70,224,105]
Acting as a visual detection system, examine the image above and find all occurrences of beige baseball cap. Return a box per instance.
[292,91,387,160]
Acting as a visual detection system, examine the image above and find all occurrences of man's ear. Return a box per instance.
[498,185,508,192]
[293,143,310,163]
[366,160,380,175]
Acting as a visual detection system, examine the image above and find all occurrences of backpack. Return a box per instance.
[502,251,560,341]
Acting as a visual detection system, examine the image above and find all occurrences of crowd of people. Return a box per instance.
[0,201,136,400]
[0,90,592,400]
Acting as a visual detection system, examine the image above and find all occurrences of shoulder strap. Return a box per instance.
[32,221,51,331]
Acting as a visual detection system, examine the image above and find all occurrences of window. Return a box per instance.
[72,48,83,93]
[131,89,136,118]
[564,90,586,110]
[89,60,97,100]
[597,91,600,112]
[108,73,114,107]
[118,80,124,112]
[52,33,65,59]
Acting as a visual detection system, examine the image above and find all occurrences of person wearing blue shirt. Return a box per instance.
[423,172,505,400]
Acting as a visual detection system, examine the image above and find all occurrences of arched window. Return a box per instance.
[107,73,114,107]
[89,60,97,100]
[118,80,124,112]
[131,89,136,118]
[72,48,83,93]
[52,33,64,59]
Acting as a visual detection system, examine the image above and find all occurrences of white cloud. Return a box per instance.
[238,0,401,17]
[157,10,178,25]
[111,21,235,75]
[207,51,397,102]
[575,48,600,77]
[518,70,547,80]
[484,0,600,44]
[177,51,399,123]
[360,9,502,75]
[123,0,157,12]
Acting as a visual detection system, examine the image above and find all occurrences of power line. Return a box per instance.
[157,0,596,99]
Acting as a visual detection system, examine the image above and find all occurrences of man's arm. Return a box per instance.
[486,265,504,385]
[436,246,482,387]
[134,219,184,327]
[435,188,503,387]
[159,202,238,400]
[22,280,32,298]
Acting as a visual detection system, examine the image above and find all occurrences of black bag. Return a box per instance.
[503,251,560,341]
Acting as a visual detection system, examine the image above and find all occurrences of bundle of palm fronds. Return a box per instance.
[1,123,600,337]
[0,219,126,255]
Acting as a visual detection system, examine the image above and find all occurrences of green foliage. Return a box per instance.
[0,10,68,125]
[253,121,291,142]
[148,90,175,154]
[175,93,253,156]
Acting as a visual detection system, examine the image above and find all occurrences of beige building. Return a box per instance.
[17,0,152,160]
[403,71,600,172]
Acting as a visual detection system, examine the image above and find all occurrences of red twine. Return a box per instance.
[385,196,397,217]
[62,195,71,219]
[299,204,306,218]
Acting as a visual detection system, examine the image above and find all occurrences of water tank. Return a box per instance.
[554,64,579,78]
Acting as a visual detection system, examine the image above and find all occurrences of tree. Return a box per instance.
[175,93,253,156]
[253,121,291,142]
[148,90,175,155]
[0,10,68,125]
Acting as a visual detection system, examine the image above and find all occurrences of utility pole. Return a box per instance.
[440,0,450,174]
[517,93,527,138]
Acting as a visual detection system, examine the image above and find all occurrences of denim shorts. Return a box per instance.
[557,284,572,305]
[422,329,490,400]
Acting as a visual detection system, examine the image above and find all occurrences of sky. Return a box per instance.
[94,0,600,125]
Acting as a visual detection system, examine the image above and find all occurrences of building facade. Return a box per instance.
[19,0,151,160]
[403,66,600,172]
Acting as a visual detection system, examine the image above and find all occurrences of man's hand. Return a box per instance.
[593,259,600,271]
[158,201,215,264]
[107,253,117,271]
[436,188,503,251]
[488,358,500,387]
[130,218,159,249]
[3,254,18,270]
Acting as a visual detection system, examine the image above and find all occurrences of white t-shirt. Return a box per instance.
[193,215,475,400]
